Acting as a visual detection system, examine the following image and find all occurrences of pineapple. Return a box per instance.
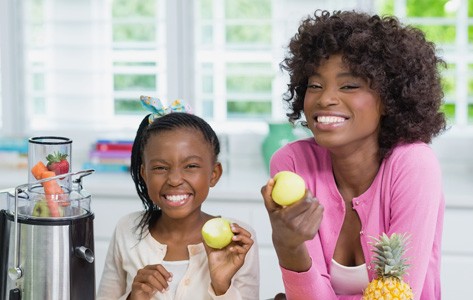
[362,233,414,300]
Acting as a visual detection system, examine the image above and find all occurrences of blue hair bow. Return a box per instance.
[140,95,192,124]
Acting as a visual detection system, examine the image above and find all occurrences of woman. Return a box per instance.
[261,10,446,300]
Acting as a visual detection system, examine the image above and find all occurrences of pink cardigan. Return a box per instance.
[270,139,444,300]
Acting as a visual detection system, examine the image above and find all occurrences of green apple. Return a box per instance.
[32,200,50,217]
[201,217,234,249]
[271,171,306,206]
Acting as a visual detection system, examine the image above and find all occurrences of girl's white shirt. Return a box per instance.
[162,260,189,299]
[96,211,260,300]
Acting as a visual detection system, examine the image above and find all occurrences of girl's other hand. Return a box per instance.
[128,264,172,300]
[204,223,254,296]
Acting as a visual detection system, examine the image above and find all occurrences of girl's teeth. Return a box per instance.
[166,195,188,202]
[317,116,345,124]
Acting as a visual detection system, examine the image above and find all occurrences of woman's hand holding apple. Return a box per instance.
[261,173,324,272]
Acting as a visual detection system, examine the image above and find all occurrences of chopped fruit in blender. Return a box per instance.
[41,171,65,194]
[46,152,70,175]
[31,161,48,180]
[32,198,64,218]
[31,162,70,207]
[45,199,61,217]
[40,171,65,216]
[32,200,51,217]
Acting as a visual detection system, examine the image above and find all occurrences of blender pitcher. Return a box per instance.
[0,136,96,300]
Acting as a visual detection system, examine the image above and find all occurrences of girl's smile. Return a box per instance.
[163,193,192,207]
[140,127,221,219]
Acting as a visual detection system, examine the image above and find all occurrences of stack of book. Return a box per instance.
[0,137,28,169]
[83,139,133,173]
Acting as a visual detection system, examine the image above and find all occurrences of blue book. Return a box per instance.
[0,137,28,153]
[82,162,129,173]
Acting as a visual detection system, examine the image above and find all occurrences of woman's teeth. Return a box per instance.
[317,116,345,124]
[166,195,188,202]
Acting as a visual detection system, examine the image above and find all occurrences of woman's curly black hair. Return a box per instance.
[130,112,220,239]
[281,10,447,159]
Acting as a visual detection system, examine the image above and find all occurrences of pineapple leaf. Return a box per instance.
[369,232,411,279]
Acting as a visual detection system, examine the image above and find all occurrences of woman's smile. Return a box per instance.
[313,114,349,131]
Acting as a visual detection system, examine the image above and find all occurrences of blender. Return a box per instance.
[0,136,96,300]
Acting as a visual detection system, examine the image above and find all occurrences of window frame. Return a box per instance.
[1,0,27,136]
[2,0,473,139]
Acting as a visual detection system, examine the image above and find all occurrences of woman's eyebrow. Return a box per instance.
[308,71,357,79]
[337,72,355,78]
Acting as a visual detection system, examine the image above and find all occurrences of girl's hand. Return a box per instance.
[204,223,254,296]
[128,264,172,300]
[261,178,324,271]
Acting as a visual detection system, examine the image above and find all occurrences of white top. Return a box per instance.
[162,260,189,299]
[96,211,260,300]
[330,259,370,295]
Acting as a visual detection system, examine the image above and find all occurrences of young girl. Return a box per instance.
[97,97,259,300]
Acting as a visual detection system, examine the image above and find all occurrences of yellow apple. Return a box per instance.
[201,217,234,249]
[271,171,306,206]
